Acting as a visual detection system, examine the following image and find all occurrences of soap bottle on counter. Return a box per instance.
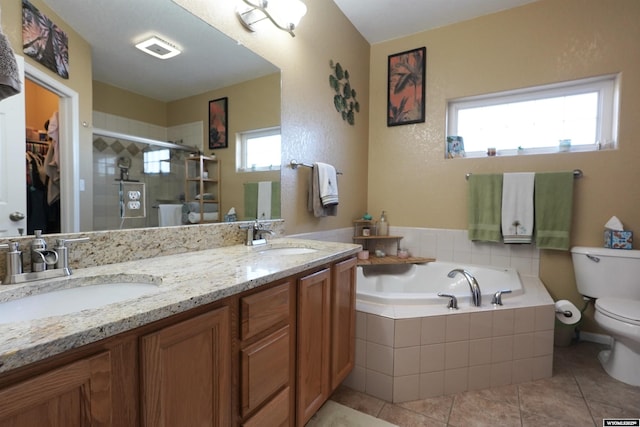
[378,210,389,236]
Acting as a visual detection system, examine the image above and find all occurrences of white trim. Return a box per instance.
[236,126,282,172]
[25,62,80,233]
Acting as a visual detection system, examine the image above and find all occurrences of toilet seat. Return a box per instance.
[596,297,640,326]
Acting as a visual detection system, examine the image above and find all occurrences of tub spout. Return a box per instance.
[447,269,482,307]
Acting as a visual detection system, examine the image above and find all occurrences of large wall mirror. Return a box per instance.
[20,0,281,235]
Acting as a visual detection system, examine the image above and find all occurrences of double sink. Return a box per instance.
[0,245,318,324]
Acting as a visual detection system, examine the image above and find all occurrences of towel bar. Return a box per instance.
[465,169,582,180]
[290,160,343,175]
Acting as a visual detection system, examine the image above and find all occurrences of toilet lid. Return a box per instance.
[596,298,640,326]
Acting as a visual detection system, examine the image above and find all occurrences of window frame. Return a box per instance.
[236,126,282,172]
[446,74,619,158]
[143,148,171,174]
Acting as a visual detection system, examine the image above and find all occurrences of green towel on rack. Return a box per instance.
[534,172,574,250]
[467,174,503,242]
[243,182,281,219]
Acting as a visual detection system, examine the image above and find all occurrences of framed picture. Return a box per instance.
[209,97,228,149]
[387,47,426,126]
[22,0,69,79]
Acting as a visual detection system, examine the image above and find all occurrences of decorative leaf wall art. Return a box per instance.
[329,60,360,125]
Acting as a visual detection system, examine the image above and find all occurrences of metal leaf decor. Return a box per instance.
[329,60,359,125]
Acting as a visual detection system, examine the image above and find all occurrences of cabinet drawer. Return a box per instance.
[241,386,290,427]
[241,326,290,417]
[241,282,291,340]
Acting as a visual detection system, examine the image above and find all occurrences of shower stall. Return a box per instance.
[92,129,197,230]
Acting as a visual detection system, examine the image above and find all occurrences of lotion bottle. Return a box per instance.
[378,210,389,236]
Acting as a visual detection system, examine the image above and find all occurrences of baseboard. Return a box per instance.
[579,331,613,345]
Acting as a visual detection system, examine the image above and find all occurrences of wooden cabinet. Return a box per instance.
[185,155,220,223]
[238,280,295,427]
[296,257,357,426]
[140,306,231,427]
[0,352,112,427]
[330,257,357,389]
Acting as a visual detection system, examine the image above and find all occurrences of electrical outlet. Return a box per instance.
[118,182,146,219]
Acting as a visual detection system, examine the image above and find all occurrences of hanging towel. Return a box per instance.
[0,25,21,101]
[315,162,339,207]
[467,174,503,242]
[244,182,281,220]
[308,165,337,217]
[158,204,183,227]
[501,172,535,243]
[257,181,272,219]
[534,171,574,250]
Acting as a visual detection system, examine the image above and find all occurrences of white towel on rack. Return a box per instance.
[257,181,272,219]
[158,204,183,227]
[315,162,339,207]
[501,172,535,243]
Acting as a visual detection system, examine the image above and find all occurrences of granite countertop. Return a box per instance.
[0,238,360,374]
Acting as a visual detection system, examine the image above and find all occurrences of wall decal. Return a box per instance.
[329,60,360,125]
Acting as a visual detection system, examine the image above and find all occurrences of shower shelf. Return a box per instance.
[352,220,435,265]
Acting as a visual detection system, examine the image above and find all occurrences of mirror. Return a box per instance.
[28,0,281,232]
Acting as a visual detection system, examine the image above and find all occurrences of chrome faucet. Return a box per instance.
[239,220,273,246]
[0,232,89,285]
[447,268,482,307]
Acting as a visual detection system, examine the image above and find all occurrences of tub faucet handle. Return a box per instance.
[491,289,512,306]
[437,293,458,310]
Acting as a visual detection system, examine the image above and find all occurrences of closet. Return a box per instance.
[25,79,60,235]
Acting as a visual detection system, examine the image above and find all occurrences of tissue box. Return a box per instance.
[604,230,633,249]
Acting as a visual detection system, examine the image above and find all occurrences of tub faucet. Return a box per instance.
[447,269,482,307]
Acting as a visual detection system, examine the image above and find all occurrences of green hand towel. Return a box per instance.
[467,174,503,242]
[271,182,281,219]
[534,172,574,250]
[244,183,258,219]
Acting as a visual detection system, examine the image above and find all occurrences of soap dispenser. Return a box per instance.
[378,210,389,236]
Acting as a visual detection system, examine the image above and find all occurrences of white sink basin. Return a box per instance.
[257,247,318,255]
[0,282,160,324]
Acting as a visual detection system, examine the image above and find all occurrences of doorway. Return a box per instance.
[25,79,60,235]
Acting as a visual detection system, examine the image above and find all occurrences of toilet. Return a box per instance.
[571,246,640,386]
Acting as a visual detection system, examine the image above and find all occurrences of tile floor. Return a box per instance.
[329,341,640,426]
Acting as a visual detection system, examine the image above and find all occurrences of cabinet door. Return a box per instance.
[330,257,357,390]
[0,352,112,427]
[296,268,331,426]
[141,306,231,427]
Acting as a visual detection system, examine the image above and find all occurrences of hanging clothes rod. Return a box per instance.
[290,160,343,175]
[465,169,583,180]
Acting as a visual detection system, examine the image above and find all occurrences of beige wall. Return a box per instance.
[3,0,94,229]
[368,0,640,331]
[174,0,371,234]
[168,72,281,217]
[25,79,58,131]
[93,81,168,127]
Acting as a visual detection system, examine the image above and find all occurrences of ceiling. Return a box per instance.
[333,0,540,44]
[41,0,279,102]
[40,0,539,102]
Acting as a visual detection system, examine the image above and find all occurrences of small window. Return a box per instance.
[446,74,619,158]
[237,127,281,172]
[143,149,170,174]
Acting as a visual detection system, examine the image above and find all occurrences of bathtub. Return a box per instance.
[346,261,556,403]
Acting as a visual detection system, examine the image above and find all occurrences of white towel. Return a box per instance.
[501,172,535,243]
[158,204,183,226]
[187,212,219,223]
[257,181,272,219]
[315,162,339,207]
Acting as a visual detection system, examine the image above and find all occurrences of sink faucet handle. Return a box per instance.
[54,237,90,272]
[491,289,512,305]
[437,293,458,309]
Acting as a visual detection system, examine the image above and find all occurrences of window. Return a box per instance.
[237,127,281,172]
[446,74,619,157]
[143,149,170,174]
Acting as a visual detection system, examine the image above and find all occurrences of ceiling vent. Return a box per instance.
[135,36,181,60]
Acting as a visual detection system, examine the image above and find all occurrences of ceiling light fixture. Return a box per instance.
[236,0,307,37]
[135,36,182,60]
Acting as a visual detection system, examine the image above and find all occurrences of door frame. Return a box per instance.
[25,61,80,233]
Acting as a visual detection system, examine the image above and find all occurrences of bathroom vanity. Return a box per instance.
[0,238,359,426]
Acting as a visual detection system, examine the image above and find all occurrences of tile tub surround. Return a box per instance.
[290,226,540,277]
[0,220,285,279]
[343,280,555,402]
[0,237,359,373]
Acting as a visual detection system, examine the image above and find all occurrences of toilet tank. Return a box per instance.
[571,246,640,299]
